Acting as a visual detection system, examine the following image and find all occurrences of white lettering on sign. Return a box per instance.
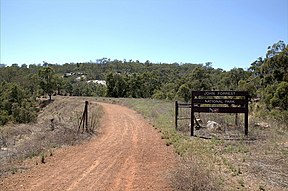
[204,100,223,104]
[217,92,236,96]
[209,108,219,113]
[224,100,236,104]
[204,92,216,96]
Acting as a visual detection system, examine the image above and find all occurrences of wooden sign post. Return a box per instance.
[191,91,249,136]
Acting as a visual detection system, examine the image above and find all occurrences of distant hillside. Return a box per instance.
[0,40,287,125]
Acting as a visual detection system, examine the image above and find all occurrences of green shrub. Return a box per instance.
[0,83,38,125]
[0,110,10,126]
[270,81,288,110]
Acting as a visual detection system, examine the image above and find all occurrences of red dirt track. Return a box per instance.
[0,102,177,191]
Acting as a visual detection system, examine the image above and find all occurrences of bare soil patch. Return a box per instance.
[0,96,101,176]
[0,100,177,191]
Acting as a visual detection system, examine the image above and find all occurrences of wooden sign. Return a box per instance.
[192,99,246,105]
[192,91,248,96]
[191,91,249,136]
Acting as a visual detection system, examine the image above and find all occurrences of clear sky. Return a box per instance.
[1,0,287,70]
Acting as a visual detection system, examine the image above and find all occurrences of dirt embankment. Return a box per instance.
[0,102,177,191]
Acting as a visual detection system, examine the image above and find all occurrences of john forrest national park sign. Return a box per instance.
[191,91,249,136]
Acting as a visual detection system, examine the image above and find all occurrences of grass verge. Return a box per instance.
[98,97,288,191]
[0,96,103,176]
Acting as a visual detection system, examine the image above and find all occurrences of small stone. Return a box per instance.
[254,122,269,128]
[206,121,221,131]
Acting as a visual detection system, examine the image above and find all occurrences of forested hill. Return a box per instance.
[0,40,287,125]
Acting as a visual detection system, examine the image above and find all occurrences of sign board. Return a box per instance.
[192,91,248,96]
[192,99,246,105]
[191,91,249,136]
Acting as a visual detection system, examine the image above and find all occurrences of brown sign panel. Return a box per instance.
[192,107,247,113]
[191,91,249,136]
[192,99,246,105]
[192,91,248,97]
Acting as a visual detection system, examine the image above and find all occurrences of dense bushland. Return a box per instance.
[0,40,287,125]
[0,82,38,125]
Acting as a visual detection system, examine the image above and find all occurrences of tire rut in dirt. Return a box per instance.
[0,101,176,191]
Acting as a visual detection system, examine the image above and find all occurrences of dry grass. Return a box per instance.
[0,96,103,176]
[171,157,220,191]
[176,110,288,190]
[97,98,288,191]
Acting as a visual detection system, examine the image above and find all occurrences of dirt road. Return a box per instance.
[0,102,177,191]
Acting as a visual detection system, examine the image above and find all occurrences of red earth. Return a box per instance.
[0,102,177,191]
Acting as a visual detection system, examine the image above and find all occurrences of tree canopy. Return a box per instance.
[0,40,287,125]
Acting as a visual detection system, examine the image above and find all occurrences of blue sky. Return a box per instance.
[1,0,287,70]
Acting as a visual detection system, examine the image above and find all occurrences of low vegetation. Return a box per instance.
[99,98,287,190]
[0,83,38,125]
[0,40,287,189]
[0,97,103,176]
[1,40,287,126]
